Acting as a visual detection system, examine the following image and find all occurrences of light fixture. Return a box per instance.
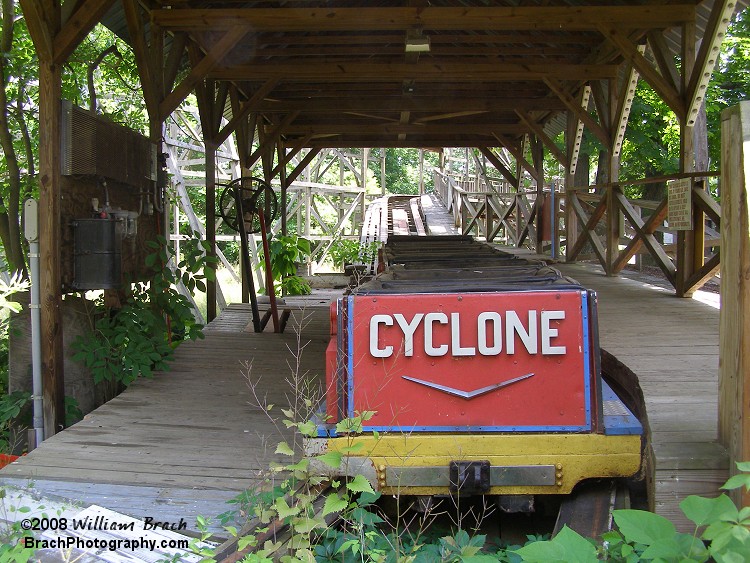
[405,33,430,53]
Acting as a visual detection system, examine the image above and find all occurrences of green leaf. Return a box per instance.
[721,473,750,492]
[315,451,342,469]
[681,494,738,528]
[275,442,295,456]
[273,497,300,520]
[238,535,258,551]
[613,509,676,546]
[297,420,317,437]
[515,527,598,563]
[346,475,375,494]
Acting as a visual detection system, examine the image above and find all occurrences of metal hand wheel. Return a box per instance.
[218,177,279,234]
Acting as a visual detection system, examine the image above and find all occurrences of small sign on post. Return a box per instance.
[667,178,693,230]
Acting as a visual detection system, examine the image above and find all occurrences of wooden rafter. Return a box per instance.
[19,0,55,60]
[164,32,187,94]
[160,26,248,121]
[480,147,518,187]
[151,6,695,32]
[285,122,525,137]
[515,111,567,167]
[569,86,591,174]
[685,0,734,126]
[612,48,643,158]
[253,97,566,114]
[246,112,300,169]
[544,78,610,146]
[54,0,115,64]
[122,0,159,119]
[647,30,681,92]
[211,62,618,82]
[493,134,539,182]
[597,26,685,120]
[217,79,280,146]
[286,149,322,185]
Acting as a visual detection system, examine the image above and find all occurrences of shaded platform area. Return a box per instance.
[0,298,333,537]
[555,262,725,529]
[0,229,725,537]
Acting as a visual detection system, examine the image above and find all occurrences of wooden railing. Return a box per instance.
[434,170,550,249]
[566,173,721,296]
[436,169,721,296]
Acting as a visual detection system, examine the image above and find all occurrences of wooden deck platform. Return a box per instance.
[555,262,726,529]
[0,299,333,537]
[0,246,726,537]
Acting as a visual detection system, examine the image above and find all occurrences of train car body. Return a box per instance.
[308,236,645,500]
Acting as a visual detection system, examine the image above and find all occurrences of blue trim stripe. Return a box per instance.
[362,425,591,433]
[580,290,592,430]
[347,296,355,417]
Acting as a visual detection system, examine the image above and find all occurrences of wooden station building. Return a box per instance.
[15,0,750,514]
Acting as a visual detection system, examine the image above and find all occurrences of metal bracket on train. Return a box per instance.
[449,461,491,494]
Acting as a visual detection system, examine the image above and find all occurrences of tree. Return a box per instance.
[0,0,35,276]
[0,1,146,278]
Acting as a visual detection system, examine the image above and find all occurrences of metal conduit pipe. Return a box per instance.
[24,199,44,447]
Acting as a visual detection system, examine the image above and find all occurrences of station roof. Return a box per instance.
[100,0,746,149]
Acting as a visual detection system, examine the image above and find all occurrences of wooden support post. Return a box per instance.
[205,141,217,321]
[719,101,750,507]
[565,110,579,262]
[532,137,544,254]
[381,148,387,195]
[39,56,65,438]
[677,21,697,297]
[419,149,425,195]
[279,142,288,236]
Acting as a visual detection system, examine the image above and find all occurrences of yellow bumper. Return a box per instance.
[315,433,642,495]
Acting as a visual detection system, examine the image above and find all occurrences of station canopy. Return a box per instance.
[99,0,746,149]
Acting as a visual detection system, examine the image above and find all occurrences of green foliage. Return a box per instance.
[0,274,31,454]
[378,148,439,195]
[64,396,83,427]
[71,233,215,387]
[512,463,750,563]
[328,239,379,269]
[261,234,312,296]
[0,390,29,453]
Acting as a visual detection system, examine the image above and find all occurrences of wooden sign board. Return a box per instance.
[667,178,693,230]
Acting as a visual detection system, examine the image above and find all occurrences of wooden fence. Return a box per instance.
[567,174,720,296]
[435,169,721,296]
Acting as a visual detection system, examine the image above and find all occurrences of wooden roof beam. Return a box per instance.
[568,85,591,175]
[159,26,248,121]
[152,6,696,32]
[515,110,567,167]
[246,111,300,169]
[210,62,618,82]
[54,0,115,64]
[253,96,567,113]
[216,79,279,146]
[613,51,642,158]
[647,30,681,92]
[544,78,610,147]
[598,26,685,120]
[19,0,55,60]
[284,122,526,136]
[493,134,539,182]
[685,0,736,126]
[123,0,159,120]
[480,147,518,187]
